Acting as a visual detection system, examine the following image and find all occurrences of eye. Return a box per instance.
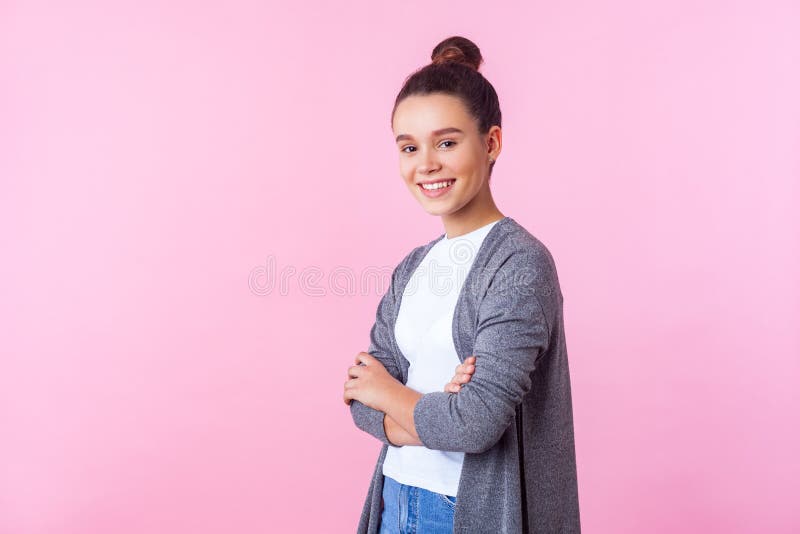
[401,145,416,153]
[439,140,456,148]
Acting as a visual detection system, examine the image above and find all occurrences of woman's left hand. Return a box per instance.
[343,352,399,411]
[444,355,476,393]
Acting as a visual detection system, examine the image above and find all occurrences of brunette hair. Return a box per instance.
[391,35,502,173]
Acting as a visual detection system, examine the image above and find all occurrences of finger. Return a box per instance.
[347,365,363,379]
[457,357,476,372]
[344,377,358,390]
[356,352,374,365]
[343,387,355,405]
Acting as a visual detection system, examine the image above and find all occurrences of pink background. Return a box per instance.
[2,1,798,532]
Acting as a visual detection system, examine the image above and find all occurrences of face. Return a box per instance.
[392,93,499,218]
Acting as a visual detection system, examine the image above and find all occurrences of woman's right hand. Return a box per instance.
[444,355,476,393]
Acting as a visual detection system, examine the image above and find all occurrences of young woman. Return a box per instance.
[343,36,581,533]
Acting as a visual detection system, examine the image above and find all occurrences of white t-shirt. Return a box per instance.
[382,219,500,497]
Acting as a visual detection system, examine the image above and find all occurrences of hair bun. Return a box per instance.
[431,36,483,71]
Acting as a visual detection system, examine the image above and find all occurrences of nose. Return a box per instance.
[416,148,441,175]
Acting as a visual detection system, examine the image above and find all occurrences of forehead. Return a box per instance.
[392,93,473,136]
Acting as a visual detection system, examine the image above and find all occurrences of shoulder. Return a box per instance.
[479,218,564,339]
[485,217,561,294]
[394,231,445,277]
[378,232,445,300]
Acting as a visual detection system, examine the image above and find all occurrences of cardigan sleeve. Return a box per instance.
[412,251,554,454]
[350,259,406,445]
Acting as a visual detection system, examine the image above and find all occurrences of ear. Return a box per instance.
[486,125,502,160]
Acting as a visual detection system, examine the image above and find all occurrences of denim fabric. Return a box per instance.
[379,475,456,534]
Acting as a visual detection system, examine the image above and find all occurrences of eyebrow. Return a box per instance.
[395,127,465,143]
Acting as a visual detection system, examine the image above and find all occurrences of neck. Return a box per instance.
[442,189,505,239]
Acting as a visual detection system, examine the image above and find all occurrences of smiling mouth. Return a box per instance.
[417,179,456,198]
[418,179,456,191]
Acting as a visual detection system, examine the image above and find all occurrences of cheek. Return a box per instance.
[448,152,476,174]
[399,161,415,181]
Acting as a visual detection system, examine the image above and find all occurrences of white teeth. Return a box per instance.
[421,179,455,190]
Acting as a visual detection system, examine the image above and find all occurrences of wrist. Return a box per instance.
[378,380,403,413]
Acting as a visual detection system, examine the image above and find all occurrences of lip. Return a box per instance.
[417,178,456,199]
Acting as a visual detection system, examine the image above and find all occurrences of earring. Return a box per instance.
[488,157,494,164]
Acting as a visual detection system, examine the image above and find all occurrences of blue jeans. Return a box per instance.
[379,475,457,533]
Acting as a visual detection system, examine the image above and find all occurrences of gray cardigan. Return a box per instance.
[350,216,581,533]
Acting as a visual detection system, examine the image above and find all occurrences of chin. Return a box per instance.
[419,203,456,217]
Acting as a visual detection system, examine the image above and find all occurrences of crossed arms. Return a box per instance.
[345,251,552,454]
